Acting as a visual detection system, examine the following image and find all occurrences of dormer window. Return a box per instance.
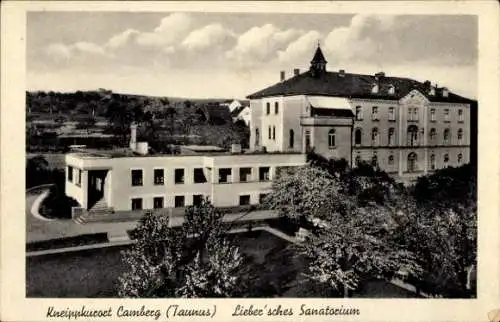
[442,87,449,98]
[371,83,379,94]
[429,87,436,96]
[388,85,395,95]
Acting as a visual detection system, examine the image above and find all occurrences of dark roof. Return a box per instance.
[311,46,327,64]
[247,70,474,104]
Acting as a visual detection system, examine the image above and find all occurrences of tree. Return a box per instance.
[299,202,422,297]
[266,164,422,297]
[118,199,243,298]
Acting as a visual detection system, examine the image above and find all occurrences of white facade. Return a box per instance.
[65,152,306,211]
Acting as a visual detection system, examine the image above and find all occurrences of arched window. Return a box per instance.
[255,128,259,146]
[266,102,270,115]
[407,125,419,146]
[371,128,379,146]
[355,106,363,120]
[371,83,379,94]
[407,152,418,172]
[444,154,449,168]
[458,153,463,165]
[274,102,279,114]
[444,129,450,144]
[354,128,362,145]
[457,129,463,144]
[289,129,294,148]
[328,129,336,148]
[388,155,395,166]
[430,154,436,170]
[388,84,395,95]
[429,128,437,143]
[388,128,395,146]
[371,154,378,168]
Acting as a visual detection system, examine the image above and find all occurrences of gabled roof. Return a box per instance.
[311,46,327,64]
[230,104,249,118]
[247,70,474,104]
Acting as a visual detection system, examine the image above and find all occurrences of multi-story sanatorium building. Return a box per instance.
[247,45,476,179]
[65,45,476,214]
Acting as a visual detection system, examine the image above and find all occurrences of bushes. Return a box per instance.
[39,187,79,219]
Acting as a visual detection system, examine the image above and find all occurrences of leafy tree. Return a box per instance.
[267,164,422,297]
[118,199,243,298]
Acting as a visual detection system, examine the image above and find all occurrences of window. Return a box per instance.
[372,106,379,120]
[429,128,437,143]
[153,197,164,209]
[430,108,436,122]
[458,153,463,165]
[268,126,272,139]
[131,169,143,186]
[218,168,232,183]
[175,169,184,184]
[408,107,418,121]
[443,129,450,144]
[76,169,82,186]
[355,106,363,120]
[457,129,463,144]
[289,129,294,148]
[355,154,361,167]
[259,167,270,181]
[388,155,395,166]
[407,125,419,146]
[174,196,185,208]
[266,102,270,115]
[388,128,395,146]
[272,126,276,140]
[354,128,362,145]
[239,167,252,182]
[274,102,279,114]
[328,129,336,148]
[193,168,207,183]
[193,194,203,206]
[458,109,464,122]
[131,198,143,210]
[371,84,379,94]
[430,154,436,170]
[407,153,418,173]
[154,169,164,185]
[389,107,395,121]
[67,166,73,182]
[371,154,378,168]
[305,130,311,150]
[388,85,395,95]
[239,195,251,206]
[259,193,268,204]
[255,128,260,146]
[443,154,449,168]
[371,128,379,146]
[444,109,450,122]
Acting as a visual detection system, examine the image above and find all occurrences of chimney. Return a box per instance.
[231,143,242,154]
[442,87,449,98]
[374,72,385,80]
[339,69,345,77]
[293,68,300,76]
[280,71,286,82]
[130,123,138,151]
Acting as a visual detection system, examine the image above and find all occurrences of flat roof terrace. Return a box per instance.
[68,146,304,160]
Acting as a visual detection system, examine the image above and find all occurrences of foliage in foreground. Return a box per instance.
[267,157,477,298]
[118,199,243,298]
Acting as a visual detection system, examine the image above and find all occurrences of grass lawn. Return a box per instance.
[26,230,419,298]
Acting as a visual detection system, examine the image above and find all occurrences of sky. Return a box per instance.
[27,12,477,99]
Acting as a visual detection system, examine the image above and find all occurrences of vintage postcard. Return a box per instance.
[1,1,499,321]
